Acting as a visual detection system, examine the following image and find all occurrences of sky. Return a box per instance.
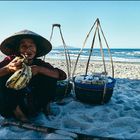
[0,1,140,49]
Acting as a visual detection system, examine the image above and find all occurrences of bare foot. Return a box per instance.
[14,105,28,122]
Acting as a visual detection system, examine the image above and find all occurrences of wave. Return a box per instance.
[0,48,139,63]
[47,48,140,63]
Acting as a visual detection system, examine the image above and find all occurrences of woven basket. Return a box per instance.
[74,76,116,104]
[55,80,72,100]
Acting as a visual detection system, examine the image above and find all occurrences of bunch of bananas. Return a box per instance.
[6,55,32,90]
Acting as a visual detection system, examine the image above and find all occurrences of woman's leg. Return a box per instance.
[0,75,28,119]
[0,90,17,118]
[0,75,19,118]
[29,75,57,113]
[0,74,58,118]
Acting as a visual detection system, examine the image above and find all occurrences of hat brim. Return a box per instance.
[0,33,52,57]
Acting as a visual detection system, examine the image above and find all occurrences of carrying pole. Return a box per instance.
[1,119,116,140]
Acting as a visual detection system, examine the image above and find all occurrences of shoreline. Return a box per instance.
[46,57,140,65]
[0,55,139,79]
[46,57,140,66]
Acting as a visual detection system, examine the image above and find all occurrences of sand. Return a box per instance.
[0,58,140,139]
[48,58,140,79]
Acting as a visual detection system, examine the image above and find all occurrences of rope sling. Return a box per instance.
[72,18,115,104]
[43,24,72,103]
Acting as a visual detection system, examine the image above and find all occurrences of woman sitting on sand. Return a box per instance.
[0,30,67,122]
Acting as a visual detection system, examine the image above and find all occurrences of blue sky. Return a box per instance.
[0,1,140,48]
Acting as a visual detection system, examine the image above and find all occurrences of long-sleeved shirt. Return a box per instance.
[0,55,67,80]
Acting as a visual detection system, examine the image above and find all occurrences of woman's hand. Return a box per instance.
[5,57,23,73]
[30,65,40,76]
[31,65,60,79]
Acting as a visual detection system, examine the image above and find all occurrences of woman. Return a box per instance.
[0,30,67,122]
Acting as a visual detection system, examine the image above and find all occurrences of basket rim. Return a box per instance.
[74,75,116,90]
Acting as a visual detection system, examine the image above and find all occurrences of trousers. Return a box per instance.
[0,74,57,118]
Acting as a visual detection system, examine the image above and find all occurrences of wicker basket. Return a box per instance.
[55,80,72,100]
[74,76,116,104]
[72,19,116,105]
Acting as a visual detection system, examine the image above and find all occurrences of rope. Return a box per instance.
[71,19,98,99]
[72,18,98,78]
[85,23,98,75]
[59,26,71,79]
[58,25,72,99]
[43,25,53,61]
[47,24,71,80]
[43,24,61,61]
[97,24,107,75]
[98,22,114,78]
[45,24,71,101]
[97,22,108,103]
[72,18,114,78]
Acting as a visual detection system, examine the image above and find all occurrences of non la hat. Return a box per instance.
[0,30,52,57]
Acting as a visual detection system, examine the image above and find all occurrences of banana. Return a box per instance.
[13,64,32,90]
[6,56,32,90]
[6,68,24,89]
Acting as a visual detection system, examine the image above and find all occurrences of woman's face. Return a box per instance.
[19,38,37,60]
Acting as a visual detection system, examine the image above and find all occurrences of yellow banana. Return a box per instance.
[6,68,25,89]
[13,64,32,90]
[6,56,32,90]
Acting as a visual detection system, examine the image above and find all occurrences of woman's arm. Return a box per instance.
[31,65,67,80]
[0,66,11,77]
[0,56,23,77]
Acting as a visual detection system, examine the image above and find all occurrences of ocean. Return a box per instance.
[0,48,140,63]
[46,48,140,63]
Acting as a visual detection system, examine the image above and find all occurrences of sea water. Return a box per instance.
[0,48,140,63]
[45,48,140,63]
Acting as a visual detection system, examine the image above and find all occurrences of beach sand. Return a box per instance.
[0,58,140,139]
[48,58,140,79]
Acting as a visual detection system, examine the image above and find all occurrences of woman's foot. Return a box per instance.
[13,105,28,122]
